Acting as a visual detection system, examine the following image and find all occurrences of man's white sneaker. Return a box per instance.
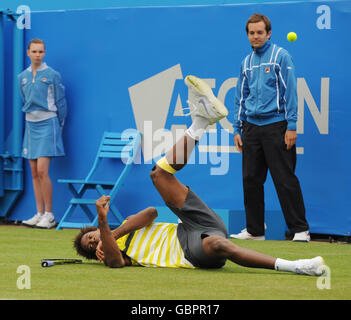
[295,256,326,276]
[293,231,311,242]
[22,213,43,227]
[36,212,56,229]
[185,75,228,125]
[229,228,265,240]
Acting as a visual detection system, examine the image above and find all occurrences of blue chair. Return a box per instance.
[56,130,141,230]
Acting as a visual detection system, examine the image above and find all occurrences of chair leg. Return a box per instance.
[80,204,96,222]
[109,203,125,225]
[56,204,76,230]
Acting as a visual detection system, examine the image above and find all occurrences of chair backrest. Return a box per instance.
[85,130,141,182]
[99,131,141,163]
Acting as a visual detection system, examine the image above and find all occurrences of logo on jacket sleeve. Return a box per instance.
[264,67,270,73]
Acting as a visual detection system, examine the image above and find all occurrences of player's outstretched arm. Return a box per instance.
[95,196,127,268]
[111,207,158,240]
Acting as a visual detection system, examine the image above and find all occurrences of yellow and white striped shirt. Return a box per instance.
[117,222,196,269]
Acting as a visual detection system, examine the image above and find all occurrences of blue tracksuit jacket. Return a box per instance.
[18,63,67,127]
[233,40,298,136]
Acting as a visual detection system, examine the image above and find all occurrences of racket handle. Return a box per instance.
[41,260,54,267]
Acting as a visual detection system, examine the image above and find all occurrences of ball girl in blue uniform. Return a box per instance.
[19,39,67,229]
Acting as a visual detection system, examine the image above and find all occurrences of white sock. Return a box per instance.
[186,116,209,141]
[274,258,297,273]
[45,211,54,216]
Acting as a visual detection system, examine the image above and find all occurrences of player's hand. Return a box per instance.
[95,195,110,219]
[234,134,243,153]
[96,240,105,262]
[285,130,297,150]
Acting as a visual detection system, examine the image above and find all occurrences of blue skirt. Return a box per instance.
[22,117,65,159]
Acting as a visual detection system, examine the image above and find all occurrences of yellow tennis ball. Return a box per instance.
[287,32,297,42]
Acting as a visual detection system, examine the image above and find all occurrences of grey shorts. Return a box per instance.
[167,188,228,269]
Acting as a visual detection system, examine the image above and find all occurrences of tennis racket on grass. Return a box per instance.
[41,259,82,267]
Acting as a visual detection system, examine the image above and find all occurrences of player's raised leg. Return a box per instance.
[150,75,228,207]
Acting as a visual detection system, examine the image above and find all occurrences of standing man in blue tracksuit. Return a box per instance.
[19,39,67,229]
[230,13,310,242]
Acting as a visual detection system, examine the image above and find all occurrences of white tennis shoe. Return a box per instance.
[295,256,326,276]
[36,212,56,229]
[229,228,265,240]
[22,213,43,227]
[292,231,311,242]
[185,75,228,125]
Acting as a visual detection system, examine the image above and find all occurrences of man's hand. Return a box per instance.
[95,195,110,219]
[234,134,243,153]
[96,240,105,262]
[285,130,297,150]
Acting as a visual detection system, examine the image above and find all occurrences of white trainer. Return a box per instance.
[295,256,326,276]
[229,228,265,240]
[185,75,228,125]
[293,231,311,242]
[36,212,56,229]
[22,213,43,227]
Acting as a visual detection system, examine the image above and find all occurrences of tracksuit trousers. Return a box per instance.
[242,120,309,236]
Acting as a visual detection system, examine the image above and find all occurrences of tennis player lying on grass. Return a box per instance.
[74,75,325,276]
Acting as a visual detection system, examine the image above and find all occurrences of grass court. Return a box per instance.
[1,225,350,300]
